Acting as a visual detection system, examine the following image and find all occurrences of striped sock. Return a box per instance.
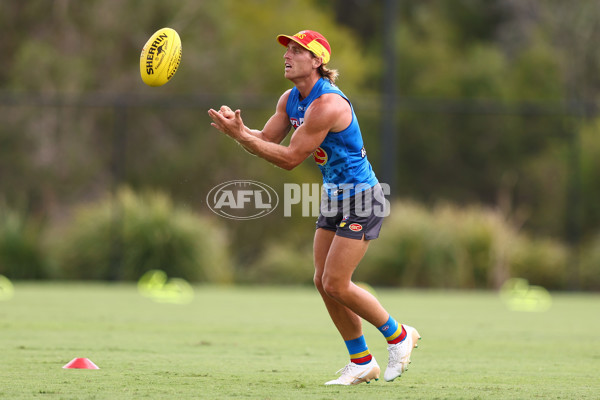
[344,335,373,365]
[378,315,407,344]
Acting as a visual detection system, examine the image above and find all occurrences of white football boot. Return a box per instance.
[384,325,421,382]
[324,358,380,386]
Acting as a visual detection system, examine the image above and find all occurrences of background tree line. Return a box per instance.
[1,0,599,289]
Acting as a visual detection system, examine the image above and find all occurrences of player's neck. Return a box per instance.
[291,74,321,100]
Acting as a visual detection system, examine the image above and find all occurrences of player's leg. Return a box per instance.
[313,228,363,340]
[314,228,380,385]
[322,230,421,382]
[320,234,389,327]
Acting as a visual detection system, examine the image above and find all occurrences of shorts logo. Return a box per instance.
[349,223,363,232]
[339,214,350,228]
[313,147,328,166]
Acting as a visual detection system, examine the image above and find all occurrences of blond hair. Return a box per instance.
[318,64,339,84]
[310,52,339,83]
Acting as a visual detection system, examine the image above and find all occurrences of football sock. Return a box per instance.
[378,315,407,344]
[344,335,373,365]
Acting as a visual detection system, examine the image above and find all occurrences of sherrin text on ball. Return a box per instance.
[140,27,182,87]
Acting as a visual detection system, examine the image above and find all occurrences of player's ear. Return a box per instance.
[312,56,323,69]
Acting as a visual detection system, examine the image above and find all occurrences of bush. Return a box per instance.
[579,235,600,291]
[53,187,233,283]
[509,236,568,290]
[354,201,570,289]
[0,206,49,279]
[243,242,314,285]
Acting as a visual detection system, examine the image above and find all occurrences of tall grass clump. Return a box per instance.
[0,206,49,279]
[54,187,232,283]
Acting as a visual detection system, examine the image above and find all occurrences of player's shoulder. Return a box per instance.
[310,92,349,114]
[276,89,294,110]
[280,88,293,101]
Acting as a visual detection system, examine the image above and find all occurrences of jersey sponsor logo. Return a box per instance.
[313,147,328,166]
[349,223,363,232]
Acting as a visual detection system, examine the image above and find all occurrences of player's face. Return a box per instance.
[283,42,318,79]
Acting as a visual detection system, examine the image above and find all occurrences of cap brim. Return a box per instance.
[277,34,293,47]
[276,34,311,53]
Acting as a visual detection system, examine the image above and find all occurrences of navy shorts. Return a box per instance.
[316,183,388,240]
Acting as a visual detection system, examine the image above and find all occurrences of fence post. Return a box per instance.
[108,102,127,281]
[564,110,583,291]
[380,0,398,195]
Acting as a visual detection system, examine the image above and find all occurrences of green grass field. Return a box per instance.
[1,283,598,399]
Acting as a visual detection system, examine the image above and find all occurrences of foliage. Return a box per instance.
[509,235,569,290]
[243,241,314,285]
[1,0,600,289]
[579,118,600,239]
[241,200,575,290]
[354,201,569,290]
[579,234,600,291]
[0,0,365,271]
[53,187,233,283]
[2,0,366,95]
[0,206,49,279]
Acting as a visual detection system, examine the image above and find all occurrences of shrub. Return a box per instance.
[54,187,233,283]
[0,206,49,279]
[579,234,600,291]
[355,201,569,289]
[243,242,314,285]
[509,236,568,290]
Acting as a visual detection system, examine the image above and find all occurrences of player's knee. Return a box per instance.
[321,276,346,300]
[313,273,326,294]
[313,274,322,289]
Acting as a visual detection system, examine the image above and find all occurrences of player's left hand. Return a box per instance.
[208,108,245,140]
[219,105,235,119]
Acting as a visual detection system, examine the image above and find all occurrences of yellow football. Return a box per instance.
[140,27,182,87]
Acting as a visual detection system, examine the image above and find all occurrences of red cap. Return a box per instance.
[277,30,331,64]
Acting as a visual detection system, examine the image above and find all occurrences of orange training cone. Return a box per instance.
[62,358,100,369]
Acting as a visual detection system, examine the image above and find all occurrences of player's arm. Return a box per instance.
[248,90,293,144]
[208,94,347,170]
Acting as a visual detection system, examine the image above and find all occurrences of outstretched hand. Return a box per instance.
[208,107,245,140]
[218,105,235,119]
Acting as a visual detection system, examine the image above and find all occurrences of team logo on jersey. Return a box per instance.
[313,147,328,166]
[361,146,367,158]
[349,223,363,232]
